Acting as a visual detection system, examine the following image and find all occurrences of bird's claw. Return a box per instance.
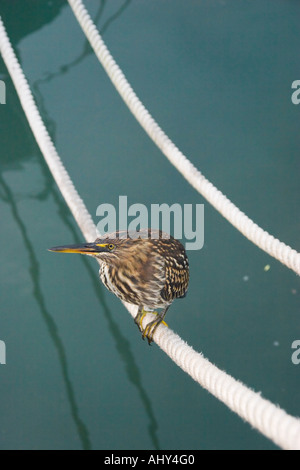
[142,320,159,345]
[135,309,168,345]
[134,308,147,333]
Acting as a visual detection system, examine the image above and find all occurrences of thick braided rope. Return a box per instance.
[125,303,300,451]
[1,15,299,450]
[67,0,300,276]
[0,20,96,242]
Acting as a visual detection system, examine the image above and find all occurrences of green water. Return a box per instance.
[0,0,299,450]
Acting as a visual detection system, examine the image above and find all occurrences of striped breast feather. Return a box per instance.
[161,253,189,302]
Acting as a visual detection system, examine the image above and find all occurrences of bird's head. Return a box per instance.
[48,230,158,264]
[49,238,128,262]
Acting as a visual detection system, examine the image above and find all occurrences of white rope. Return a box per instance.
[67,0,300,277]
[1,14,299,451]
[0,20,96,244]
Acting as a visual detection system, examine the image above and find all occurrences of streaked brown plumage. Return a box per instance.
[49,229,189,344]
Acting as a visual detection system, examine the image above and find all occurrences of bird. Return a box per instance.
[49,229,189,344]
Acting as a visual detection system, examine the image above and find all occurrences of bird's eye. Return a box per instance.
[108,244,115,250]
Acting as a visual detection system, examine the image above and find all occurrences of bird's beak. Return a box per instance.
[48,242,107,255]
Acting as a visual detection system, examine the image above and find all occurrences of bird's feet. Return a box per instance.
[141,316,165,344]
[134,308,168,345]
